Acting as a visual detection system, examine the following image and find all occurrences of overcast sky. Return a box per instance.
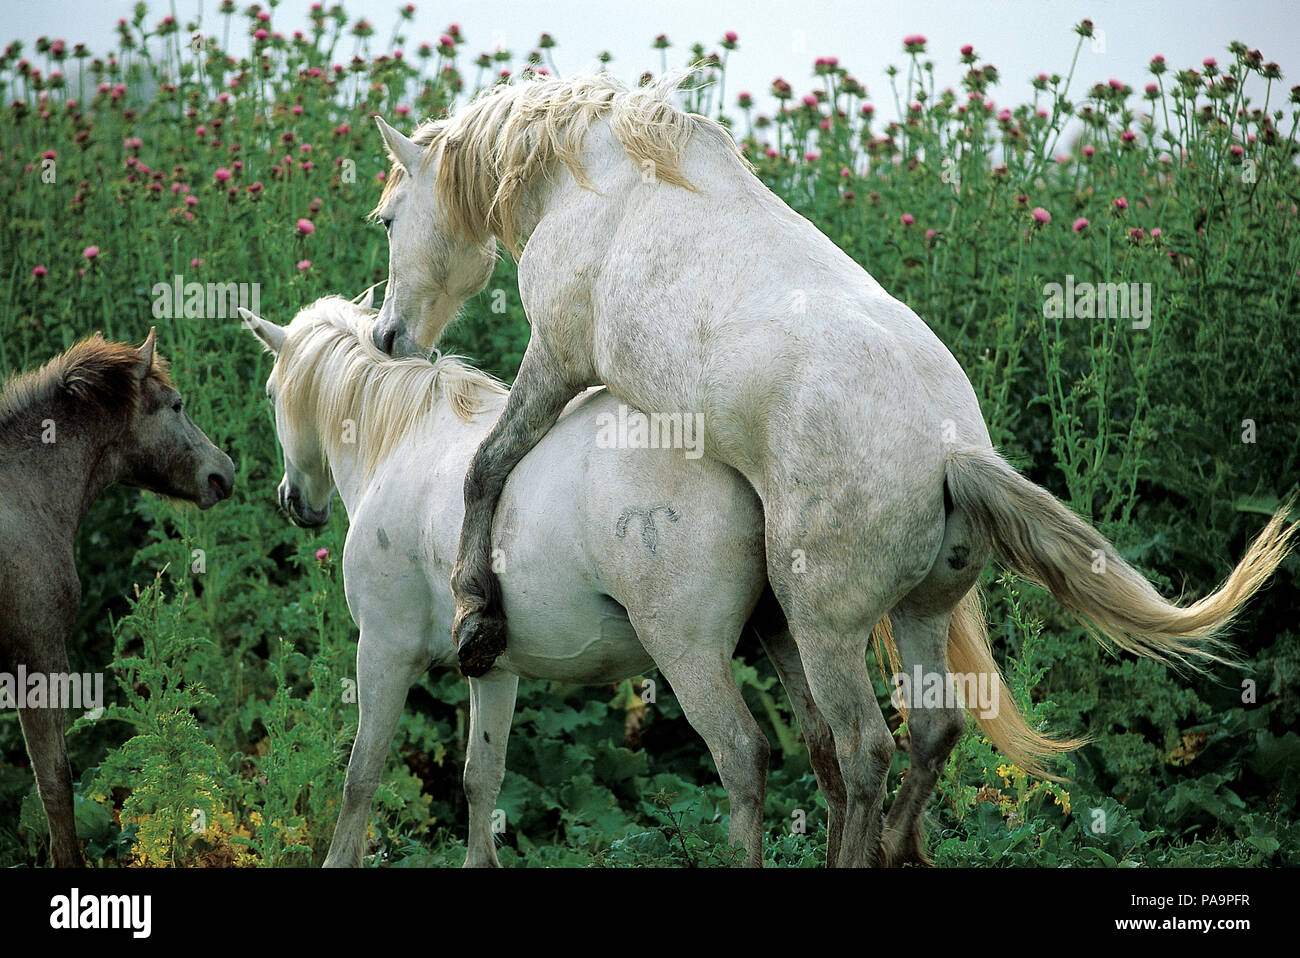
[4,0,1297,125]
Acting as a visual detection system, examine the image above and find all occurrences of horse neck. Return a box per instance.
[320,431,366,519]
[0,408,126,536]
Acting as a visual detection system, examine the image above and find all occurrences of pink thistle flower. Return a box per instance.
[901,213,915,226]
[1072,217,1089,233]
[298,259,312,271]
[32,265,47,278]
[296,218,315,235]
[1031,207,1051,224]
[315,548,329,561]
[1113,196,1128,211]
[214,167,232,182]
[83,245,100,259]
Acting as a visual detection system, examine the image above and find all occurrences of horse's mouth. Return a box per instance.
[285,498,330,528]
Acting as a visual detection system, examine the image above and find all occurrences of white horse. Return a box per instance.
[240,295,808,866]
[244,294,1111,867]
[367,73,1296,866]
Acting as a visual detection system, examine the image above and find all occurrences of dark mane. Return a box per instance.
[0,335,173,431]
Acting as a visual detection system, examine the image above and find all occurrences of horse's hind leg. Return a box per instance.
[635,619,770,866]
[880,606,963,866]
[463,671,518,868]
[757,628,846,866]
[778,620,896,868]
[323,630,423,868]
[881,501,989,866]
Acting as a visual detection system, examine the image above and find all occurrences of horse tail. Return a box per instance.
[944,586,1086,779]
[870,588,1086,780]
[944,445,1296,671]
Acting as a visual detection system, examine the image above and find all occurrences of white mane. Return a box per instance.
[273,295,506,477]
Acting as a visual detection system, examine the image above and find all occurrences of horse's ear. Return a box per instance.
[375,115,424,174]
[352,284,377,310]
[135,327,157,379]
[238,307,287,355]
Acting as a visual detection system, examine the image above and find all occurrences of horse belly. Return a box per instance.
[498,599,653,683]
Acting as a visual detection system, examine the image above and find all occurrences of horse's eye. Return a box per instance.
[381,216,394,231]
[172,400,183,414]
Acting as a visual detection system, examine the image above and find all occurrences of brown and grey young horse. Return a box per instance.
[0,330,234,866]
[369,74,1296,867]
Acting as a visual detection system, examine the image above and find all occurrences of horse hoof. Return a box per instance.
[456,610,508,677]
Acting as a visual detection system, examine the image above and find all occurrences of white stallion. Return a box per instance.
[368,75,1294,866]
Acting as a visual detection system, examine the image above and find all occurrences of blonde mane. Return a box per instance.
[375,72,750,252]
[273,296,507,478]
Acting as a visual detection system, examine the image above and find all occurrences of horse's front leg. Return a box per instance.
[18,702,81,867]
[463,671,519,867]
[323,631,422,867]
[14,635,82,867]
[452,345,582,676]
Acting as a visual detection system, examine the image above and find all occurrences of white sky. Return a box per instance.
[4,0,1296,126]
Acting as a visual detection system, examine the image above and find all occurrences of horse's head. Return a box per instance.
[370,115,497,357]
[239,307,334,528]
[115,329,235,509]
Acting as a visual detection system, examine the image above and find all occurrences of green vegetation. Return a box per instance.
[1,6,1297,866]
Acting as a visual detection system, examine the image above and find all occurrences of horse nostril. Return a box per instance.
[208,473,232,500]
[380,327,397,356]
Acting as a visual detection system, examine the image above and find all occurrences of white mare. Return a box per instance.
[367,73,1295,866]
[240,295,848,867]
